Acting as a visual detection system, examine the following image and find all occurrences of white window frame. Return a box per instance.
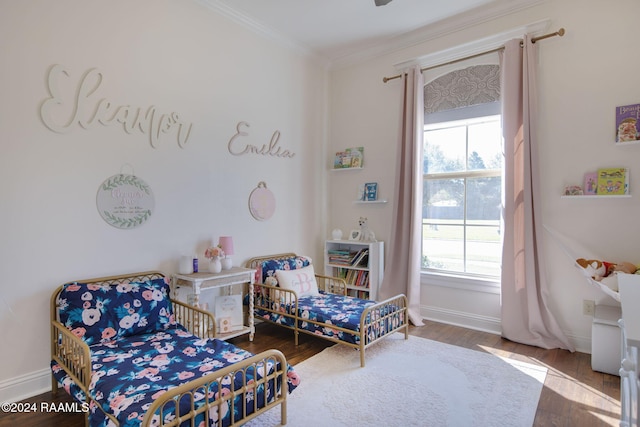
[422,114,502,279]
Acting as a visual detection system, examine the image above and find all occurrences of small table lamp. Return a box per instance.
[218,236,234,270]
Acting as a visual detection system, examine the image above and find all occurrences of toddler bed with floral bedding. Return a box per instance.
[50,271,299,427]
[245,253,408,367]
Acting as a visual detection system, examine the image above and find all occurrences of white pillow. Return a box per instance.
[275,265,320,297]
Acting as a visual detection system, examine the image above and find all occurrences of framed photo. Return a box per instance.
[364,182,378,201]
[348,229,362,241]
[215,295,243,333]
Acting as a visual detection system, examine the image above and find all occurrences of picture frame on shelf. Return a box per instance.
[348,229,362,241]
[364,182,378,201]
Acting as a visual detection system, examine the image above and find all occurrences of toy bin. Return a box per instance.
[591,304,622,376]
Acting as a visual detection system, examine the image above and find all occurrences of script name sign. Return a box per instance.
[96,174,155,229]
[227,121,295,158]
[40,65,193,148]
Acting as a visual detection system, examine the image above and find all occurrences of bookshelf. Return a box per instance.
[324,240,384,300]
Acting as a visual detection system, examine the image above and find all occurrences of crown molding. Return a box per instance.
[193,0,331,68]
[194,0,547,71]
[330,0,548,69]
[393,19,550,71]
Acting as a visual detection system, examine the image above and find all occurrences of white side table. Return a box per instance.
[172,267,255,341]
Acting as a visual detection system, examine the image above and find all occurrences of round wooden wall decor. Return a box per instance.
[96,174,154,229]
[248,181,276,221]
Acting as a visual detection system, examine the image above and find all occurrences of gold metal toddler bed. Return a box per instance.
[246,253,409,367]
[50,271,298,427]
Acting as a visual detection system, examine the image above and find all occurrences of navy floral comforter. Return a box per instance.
[255,291,401,344]
[51,327,300,427]
[253,256,403,344]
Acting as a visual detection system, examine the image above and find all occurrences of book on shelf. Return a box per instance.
[333,152,349,169]
[596,168,628,195]
[616,104,640,143]
[364,182,378,201]
[328,249,356,265]
[348,289,370,300]
[583,172,598,195]
[352,249,369,267]
[333,147,364,168]
[328,248,369,266]
[346,147,364,168]
[344,269,369,288]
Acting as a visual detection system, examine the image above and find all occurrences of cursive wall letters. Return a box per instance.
[40,65,193,148]
[227,121,295,158]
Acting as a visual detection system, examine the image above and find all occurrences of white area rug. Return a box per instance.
[246,334,547,427]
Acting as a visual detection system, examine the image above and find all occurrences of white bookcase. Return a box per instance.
[324,240,384,300]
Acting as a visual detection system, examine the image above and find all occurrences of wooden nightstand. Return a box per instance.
[172,267,255,341]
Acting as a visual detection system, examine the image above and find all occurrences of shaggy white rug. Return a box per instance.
[246,333,547,427]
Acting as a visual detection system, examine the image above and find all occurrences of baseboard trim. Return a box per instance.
[420,305,592,354]
[0,368,52,403]
[421,305,502,335]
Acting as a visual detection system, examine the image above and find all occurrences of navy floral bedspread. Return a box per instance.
[52,327,299,426]
[52,277,299,426]
[255,291,395,344]
[252,256,403,344]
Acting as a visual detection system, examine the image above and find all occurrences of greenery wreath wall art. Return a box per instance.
[96,173,155,229]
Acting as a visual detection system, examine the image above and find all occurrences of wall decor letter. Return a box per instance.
[40,64,193,148]
[227,121,295,158]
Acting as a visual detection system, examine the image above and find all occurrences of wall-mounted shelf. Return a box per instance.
[331,167,363,171]
[561,195,631,199]
[354,199,388,204]
[615,140,640,146]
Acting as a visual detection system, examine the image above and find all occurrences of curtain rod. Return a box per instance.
[382,28,566,83]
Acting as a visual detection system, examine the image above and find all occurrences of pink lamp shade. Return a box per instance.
[218,236,234,256]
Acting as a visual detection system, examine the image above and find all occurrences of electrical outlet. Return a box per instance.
[583,299,595,316]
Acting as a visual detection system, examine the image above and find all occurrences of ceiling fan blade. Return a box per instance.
[375,0,392,6]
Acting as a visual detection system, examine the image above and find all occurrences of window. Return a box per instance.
[422,115,502,277]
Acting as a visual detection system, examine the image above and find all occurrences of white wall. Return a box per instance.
[328,0,640,352]
[0,0,327,401]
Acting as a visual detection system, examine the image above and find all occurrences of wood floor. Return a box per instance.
[1,320,620,427]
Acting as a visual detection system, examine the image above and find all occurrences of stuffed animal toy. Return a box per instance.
[612,261,638,275]
[576,258,638,292]
[358,217,377,242]
[575,258,610,281]
[264,276,278,287]
[264,275,282,300]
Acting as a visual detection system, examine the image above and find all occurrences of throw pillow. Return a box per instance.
[275,265,320,297]
[112,277,176,337]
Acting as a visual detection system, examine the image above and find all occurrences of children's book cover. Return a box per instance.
[583,172,598,195]
[334,151,347,168]
[364,182,378,201]
[616,104,640,143]
[346,147,364,168]
[596,168,628,195]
